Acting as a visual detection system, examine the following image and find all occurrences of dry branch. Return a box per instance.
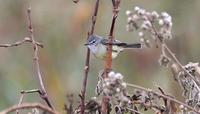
[0,103,58,114]
[80,0,100,114]
[26,3,54,109]
[101,0,121,114]
[0,37,43,48]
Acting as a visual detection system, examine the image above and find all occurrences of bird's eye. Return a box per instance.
[91,40,96,44]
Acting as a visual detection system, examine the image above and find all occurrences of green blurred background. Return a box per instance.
[0,0,200,112]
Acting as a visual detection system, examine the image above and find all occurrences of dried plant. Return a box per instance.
[0,1,200,114]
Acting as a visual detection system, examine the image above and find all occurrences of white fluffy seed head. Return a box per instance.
[127,17,132,23]
[163,17,172,27]
[146,39,150,43]
[144,21,152,27]
[139,32,144,37]
[161,12,169,18]
[126,10,132,16]
[122,82,127,88]
[115,73,123,79]
[140,38,145,42]
[141,24,149,30]
[132,14,139,20]
[105,82,110,86]
[159,19,164,25]
[151,11,159,18]
[134,6,140,12]
[116,88,120,93]
[146,12,151,16]
[138,9,146,15]
[108,71,115,78]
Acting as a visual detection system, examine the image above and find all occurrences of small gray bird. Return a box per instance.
[85,34,141,60]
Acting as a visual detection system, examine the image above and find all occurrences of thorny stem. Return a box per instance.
[102,0,121,114]
[80,0,100,114]
[126,83,200,114]
[27,3,54,109]
[0,103,58,114]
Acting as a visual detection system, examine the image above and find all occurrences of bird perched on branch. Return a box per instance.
[85,34,141,59]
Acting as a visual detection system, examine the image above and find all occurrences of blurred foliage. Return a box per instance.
[0,0,200,112]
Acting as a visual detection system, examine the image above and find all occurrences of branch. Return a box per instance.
[0,103,58,114]
[101,0,121,114]
[16,93,24,114]
[26,3,54,109]
[16,89,46,114]
[80,0,100,114]
[126,83,200,114]
[0,37,43,48]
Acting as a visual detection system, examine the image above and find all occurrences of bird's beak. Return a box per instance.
[84,42,93,45]
[84,43,89,46]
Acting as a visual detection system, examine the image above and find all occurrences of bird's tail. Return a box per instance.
[120,43,141,48]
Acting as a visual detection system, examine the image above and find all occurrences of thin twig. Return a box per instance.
[80,0,100,114]
[102,0,121,114]
[0,37,43,48]
[16,94,24,114]
[126,83,200,114]
[0,103,58,114]
[26,3,54,109]
[16,89,41,114]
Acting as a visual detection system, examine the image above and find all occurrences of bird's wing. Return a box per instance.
[101,38,127,46]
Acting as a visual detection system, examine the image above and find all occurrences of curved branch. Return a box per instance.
[0,103,58,114]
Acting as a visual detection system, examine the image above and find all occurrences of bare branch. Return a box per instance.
[16,94,24,114]
[80,0,100,114]
[16,89,42,114]
[102,0,121,114]
[0,103,58,114]
[0,37,43,48]
[26,3,54,109]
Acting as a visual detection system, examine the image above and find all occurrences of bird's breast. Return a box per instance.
[94,44,122,60]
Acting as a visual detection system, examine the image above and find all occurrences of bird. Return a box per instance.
[84,34,141,60]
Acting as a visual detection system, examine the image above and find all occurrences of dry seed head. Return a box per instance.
[126,10,132,16]
[138,32,144,37]
[151,11,159,19]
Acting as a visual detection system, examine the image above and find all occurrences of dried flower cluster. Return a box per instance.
[126,6,173,48]
[126,6,200,114]
[177,63,200,110]
[95,71,130,113]
[93,71,171,114]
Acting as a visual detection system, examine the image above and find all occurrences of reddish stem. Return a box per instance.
[102,0,121,114]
